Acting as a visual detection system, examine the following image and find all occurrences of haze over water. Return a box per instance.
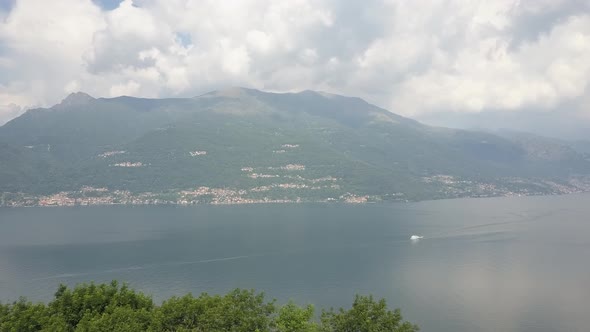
[1,194,589,332]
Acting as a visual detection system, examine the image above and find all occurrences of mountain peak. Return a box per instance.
[58,92,95,107]
[198,87,256,99]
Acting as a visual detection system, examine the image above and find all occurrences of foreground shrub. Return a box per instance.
[0,282,418,332]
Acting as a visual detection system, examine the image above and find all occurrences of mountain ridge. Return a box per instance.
[1,88,589,207]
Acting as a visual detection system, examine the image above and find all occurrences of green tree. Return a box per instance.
[74,306,152,332]
[0,302,8,325]
[217,289,275,332]
[150,293,207,331]
[274,301,317,332]
[0,282,418,332]
[0,297,49,332]
[151,289,275,332]
[320,295,418,332]
[47,281,154,331]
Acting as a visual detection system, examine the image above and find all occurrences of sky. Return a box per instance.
[0,0,589,133]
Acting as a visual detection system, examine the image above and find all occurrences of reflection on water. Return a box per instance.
[1,194,589,332]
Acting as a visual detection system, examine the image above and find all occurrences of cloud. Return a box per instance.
[0,103,22,125]
[0,0,105,105]
[392,12,590,116]
[0,0,589,124]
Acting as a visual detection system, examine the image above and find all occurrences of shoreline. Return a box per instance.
[2,190,588,208]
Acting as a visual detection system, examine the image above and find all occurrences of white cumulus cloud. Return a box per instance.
[0,0,589,125]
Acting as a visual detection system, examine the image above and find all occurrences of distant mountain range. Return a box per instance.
[417,109,590,142]
[1,87,589,206]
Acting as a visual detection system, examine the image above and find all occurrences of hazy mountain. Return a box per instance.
[1,88,589,206]
[417,110,590,141]
[0,103,24,126]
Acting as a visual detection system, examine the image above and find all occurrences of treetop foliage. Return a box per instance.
[0,281,418,332]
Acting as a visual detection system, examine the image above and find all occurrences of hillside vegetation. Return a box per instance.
[1,88,589,206]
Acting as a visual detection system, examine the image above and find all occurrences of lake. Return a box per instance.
[1,194,589,331]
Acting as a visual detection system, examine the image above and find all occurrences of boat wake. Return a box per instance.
[31,255,253,281]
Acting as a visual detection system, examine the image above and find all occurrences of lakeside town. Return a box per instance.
[0,185,375,207]
[2,174,590,208]
[3,144,590,208]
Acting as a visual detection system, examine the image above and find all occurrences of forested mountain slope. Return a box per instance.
[1,88,589,206]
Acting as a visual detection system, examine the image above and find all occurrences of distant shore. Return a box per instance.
[3,189,588,208]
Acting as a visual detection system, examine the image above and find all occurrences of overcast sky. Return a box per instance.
[0,0,589,126]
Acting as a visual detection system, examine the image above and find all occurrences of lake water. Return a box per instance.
[1,195,589,331]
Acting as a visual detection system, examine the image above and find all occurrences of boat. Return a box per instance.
[410,235,424,240]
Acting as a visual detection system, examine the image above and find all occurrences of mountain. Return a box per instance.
[1,88,589,206]
[416,110,590,141]
[491,129,590,159]
[0,103,24,126]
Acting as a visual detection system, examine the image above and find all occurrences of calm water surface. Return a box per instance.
[1,194,589,331]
